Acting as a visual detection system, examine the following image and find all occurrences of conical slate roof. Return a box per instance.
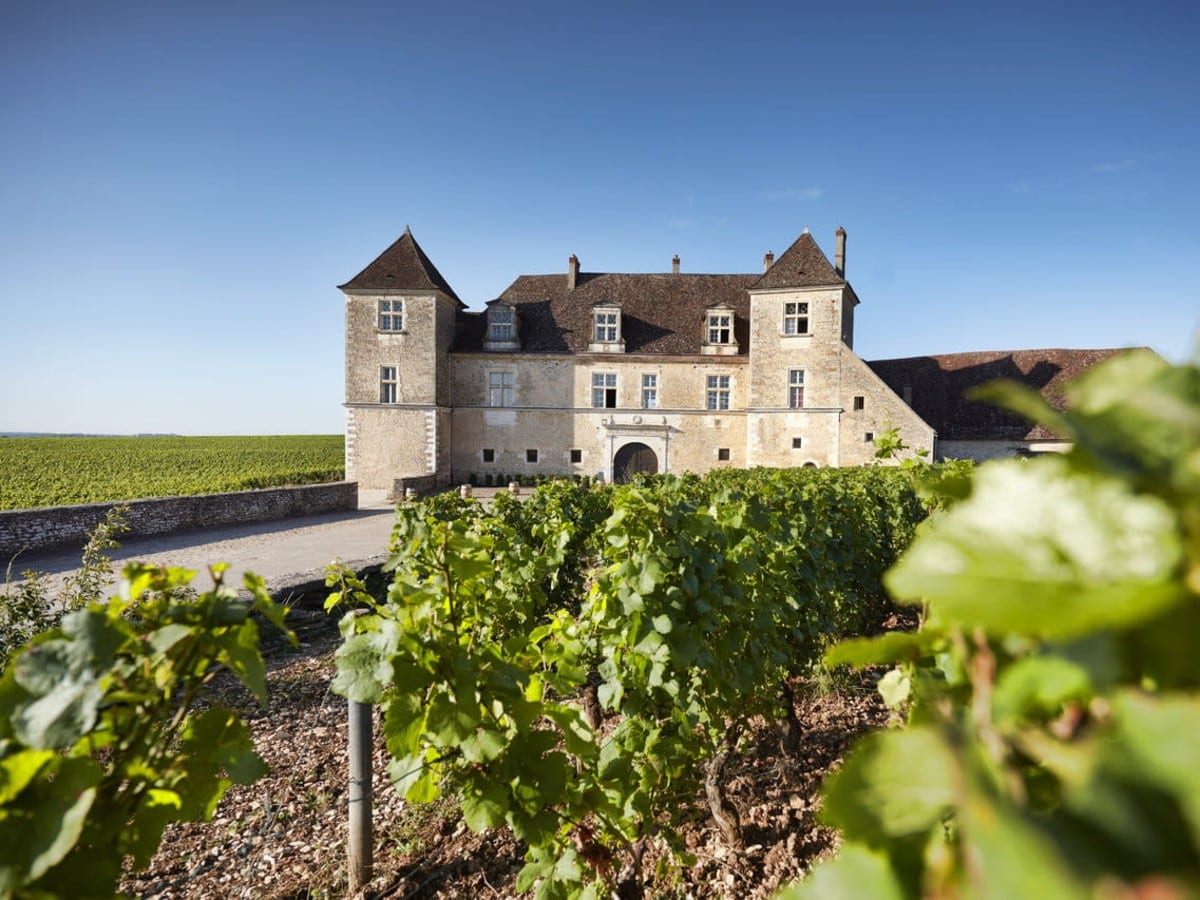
[753,231,844,289]
[338,227,463,305]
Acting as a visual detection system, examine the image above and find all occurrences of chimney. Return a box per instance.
[567,254,579,290]
[763,251,775,273]
[672,254,680,275]
[834,227,846,277]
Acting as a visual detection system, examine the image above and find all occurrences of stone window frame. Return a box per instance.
[379,366,398,404]
[592,372,618,409]
[706,312,733,345]
[854,395,865,411]
[783,301,810,336]
[489,306,515,342]
[569,448,583,464]
[378,299,404,333]
[593,309,619,343]
[526,448,539,464]
[788,369,806,409]
[482,448,496,463]
[717,447,731,461]
[706,374,731,411]
[865,431,875,443]
[488,371,515,407]
[792,436,803,450]
[641,373,658,409]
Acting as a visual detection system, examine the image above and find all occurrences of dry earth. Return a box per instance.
[121,608,892,899]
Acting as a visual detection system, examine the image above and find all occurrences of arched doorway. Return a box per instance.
[613,442,658,483]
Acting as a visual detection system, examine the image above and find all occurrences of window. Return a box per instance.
[526,449,539,463]
[489,371,514,407]
[854,395,865,411]
[788,369,805,409]
[717,448,731,461]
[570,449,582,464]
[482,448,495,463]
[592,373,617,408]
[379,366,397,403]
[642,373,658,409]
[865,432,875,443]
[489,306,513,341]
[593,311,619,343]
[378,299,403,332]
[792,437,803,450]
[707,313,732,344]
[783,301,809,335]
[706,374,731,411]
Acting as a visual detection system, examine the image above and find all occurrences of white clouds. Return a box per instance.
[760,186,825,202]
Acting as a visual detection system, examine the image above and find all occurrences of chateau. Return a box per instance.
[339,227,1122,493]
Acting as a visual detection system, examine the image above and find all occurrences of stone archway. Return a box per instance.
[613,442,658,483]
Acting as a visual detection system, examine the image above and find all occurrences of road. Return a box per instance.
[5,489,400,602]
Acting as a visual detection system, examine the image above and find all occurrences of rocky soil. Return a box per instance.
[120,608,891,899]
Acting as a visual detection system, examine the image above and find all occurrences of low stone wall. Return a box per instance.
[390,474,439,500]
[0,482,359,558]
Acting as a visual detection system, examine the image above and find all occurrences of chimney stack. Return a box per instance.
[567,254,580,290]
[834,227,846,277]
[672,254,680,275]
[763,251,775,273]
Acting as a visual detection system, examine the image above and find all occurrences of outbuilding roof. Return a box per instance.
[867,348,1137,441]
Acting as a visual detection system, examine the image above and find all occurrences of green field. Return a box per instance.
[0,435,345,511]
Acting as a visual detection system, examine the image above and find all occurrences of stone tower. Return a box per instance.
[338,227,462,492]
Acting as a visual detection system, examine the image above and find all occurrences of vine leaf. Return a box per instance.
[886,458,1183,640]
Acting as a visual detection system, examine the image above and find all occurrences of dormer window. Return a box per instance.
[589,305,625,352]
[702,305,738,355]
[707,313,732,344]
[378,299,403,332]
[490,307,513,341]
[594,310,618,342]
[484,302,520,351]
[783,301,809,335]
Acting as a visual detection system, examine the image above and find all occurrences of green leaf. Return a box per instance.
[461,726,507,764]
[826,631,940,668]
[1108,691,1200,837]
[332,619,401,703]
[780,844,904,900]
[877,668,911,710]
[11,641,104,749]
[958,780,1089,899]
[214,619,267,706]
[461,781,509,831]
[181,707,268,786]
[0,749,56,804]
[887,459,1183,640]
[821,726,955,843]
[426,692,480,745]
[993,656,1092,723]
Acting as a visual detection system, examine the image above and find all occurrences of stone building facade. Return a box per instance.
[339,227,936,492]
[340,227,1132,491]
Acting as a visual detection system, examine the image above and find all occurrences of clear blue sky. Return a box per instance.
[2,1,1196,435]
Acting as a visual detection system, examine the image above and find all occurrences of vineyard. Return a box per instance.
[2,349,1197,898]
[0,434,344,510]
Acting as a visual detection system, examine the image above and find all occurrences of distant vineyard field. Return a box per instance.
[0,435,345,510]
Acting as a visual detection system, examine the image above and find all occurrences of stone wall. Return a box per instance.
[0,482,359,558]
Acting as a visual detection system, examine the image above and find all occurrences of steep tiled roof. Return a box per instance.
[338,227,463,305]
[867,348,1135,441]
[753,231,845,290]
[454,272,759,355]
